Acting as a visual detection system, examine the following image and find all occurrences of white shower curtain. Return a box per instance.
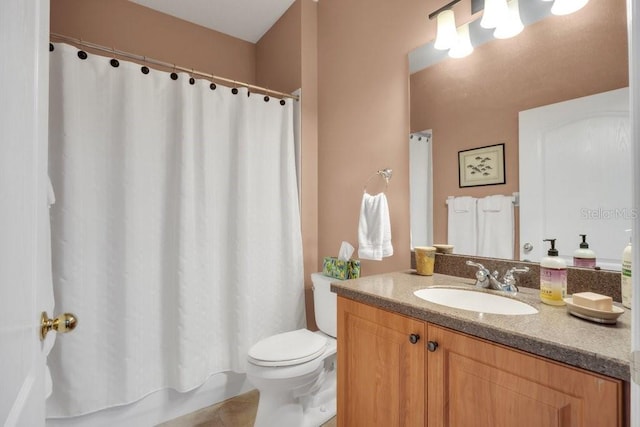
[46,43,305,417]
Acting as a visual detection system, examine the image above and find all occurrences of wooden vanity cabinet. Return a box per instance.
[428,324,623,427]
[337,296,624,427]
[337,296,426,426]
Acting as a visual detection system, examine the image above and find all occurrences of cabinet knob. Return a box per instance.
[409,333,420,344]
[427,341,439,352]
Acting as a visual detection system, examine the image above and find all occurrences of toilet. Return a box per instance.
[246,273,337,427]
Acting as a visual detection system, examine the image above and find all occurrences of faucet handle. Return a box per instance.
[466,260,486,270]
[505,266,530,277]
[502,266,530,294]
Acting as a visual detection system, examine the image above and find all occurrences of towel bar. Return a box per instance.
[446,192,519,206]
[363,168,393,193]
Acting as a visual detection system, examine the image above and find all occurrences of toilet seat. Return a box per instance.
[248,329,328,367]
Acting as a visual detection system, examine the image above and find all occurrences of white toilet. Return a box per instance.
[246,273,337,427]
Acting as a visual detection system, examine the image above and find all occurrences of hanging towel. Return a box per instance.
[453,195,474,212]
[358,192,393,260]
[447,196,478,255]
[477,195,514,259]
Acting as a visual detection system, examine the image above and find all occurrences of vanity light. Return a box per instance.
[493,0,524,39]
[448,24,474,58]
[480,0,509,29]
[434,9,459,50]
[547,0,590,16]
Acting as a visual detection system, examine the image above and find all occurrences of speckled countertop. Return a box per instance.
[331,271,631,382]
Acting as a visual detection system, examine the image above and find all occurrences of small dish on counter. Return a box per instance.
[563,297,625,324]
[432,244,454,254]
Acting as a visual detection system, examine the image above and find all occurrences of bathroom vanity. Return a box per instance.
[332,272,629,426]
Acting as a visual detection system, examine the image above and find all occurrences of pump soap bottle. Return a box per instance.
[573,234,596,268]
[622,230,632,309]
[540,238,567,306]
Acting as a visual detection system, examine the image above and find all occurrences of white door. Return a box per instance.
[519,87,631,269]
[1,1,52,425]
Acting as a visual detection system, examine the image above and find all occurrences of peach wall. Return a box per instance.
[317,0,430,276]
[256,0,320,329]
[410,0,628,257]
[50,0,256,84]
[256,0,302,93]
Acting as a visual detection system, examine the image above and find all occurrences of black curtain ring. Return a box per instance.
[280,99,286,106]
[110,58,119,68]
[210,82,217,90]
[77,50,88,60]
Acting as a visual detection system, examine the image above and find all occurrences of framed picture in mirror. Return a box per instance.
[458,143,505,187]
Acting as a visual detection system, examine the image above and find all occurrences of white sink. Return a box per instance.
[413,287,538,315]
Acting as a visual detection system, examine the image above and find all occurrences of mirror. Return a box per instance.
[408,0,629,267]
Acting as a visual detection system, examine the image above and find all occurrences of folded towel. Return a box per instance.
[477,195,514,259]
[453,196,474,212]
[447,196,478,255]
[480,194,504,212]
[358,192,393,260]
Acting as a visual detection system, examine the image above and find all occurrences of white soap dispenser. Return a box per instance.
[540,238,567,306]
[573,234,596,268]
[622,230,632,309]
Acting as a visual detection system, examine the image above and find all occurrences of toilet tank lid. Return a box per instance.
[248,329,327,364]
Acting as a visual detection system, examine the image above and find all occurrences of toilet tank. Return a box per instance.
[311,273,338,338]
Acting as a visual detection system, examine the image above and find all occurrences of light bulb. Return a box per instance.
[434,9,458,50]
[481,0,509,29]
[493,0,524,39]
[551,0,589,16]
[448,24,474,59]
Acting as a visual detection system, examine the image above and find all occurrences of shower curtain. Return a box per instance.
[46,42,305,417]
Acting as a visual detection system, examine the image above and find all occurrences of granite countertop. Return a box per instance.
[331,271,631,381]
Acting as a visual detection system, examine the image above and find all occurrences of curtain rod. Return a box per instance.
[50,33,300,101]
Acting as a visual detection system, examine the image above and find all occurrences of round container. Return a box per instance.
[433,244,454,254]
[415,246,436,276]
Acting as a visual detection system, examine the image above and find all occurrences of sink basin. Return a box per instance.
[413,287,538,315]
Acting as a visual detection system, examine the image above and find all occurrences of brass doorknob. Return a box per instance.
[40,312,78,340]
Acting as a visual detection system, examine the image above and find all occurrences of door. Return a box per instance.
[427,325,622,427]
[1,0,52,425]
[337,297,425,426]
[519,87,631,269]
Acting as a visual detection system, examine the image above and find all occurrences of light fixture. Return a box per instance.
[434,9,458,50]
[548,0,589,16]
[448,24,474,58]
[480,0,509,29]
[493,0,524,39]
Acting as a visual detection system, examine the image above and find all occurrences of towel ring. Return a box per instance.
[363,168,393,193]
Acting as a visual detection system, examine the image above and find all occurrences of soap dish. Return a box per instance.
[563,297,624,324]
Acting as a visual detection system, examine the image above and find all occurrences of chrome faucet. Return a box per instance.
[466,260,530,295]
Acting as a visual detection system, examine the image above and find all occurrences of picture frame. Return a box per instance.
[458,143,505,187]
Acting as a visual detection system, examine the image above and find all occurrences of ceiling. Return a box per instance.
[129,0,297,43]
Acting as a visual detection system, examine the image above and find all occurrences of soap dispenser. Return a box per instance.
[622,230,632,309]
[540,238,567,306]
[573,234,596,268]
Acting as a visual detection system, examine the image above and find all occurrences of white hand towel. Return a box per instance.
[358,192,393,260]
[453,195,474,212]
[481,194,503,212]
[477,195,514,259]
[447,196,478,255]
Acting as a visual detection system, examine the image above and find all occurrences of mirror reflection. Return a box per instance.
[409,0,629,269]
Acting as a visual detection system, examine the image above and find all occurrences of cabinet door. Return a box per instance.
[337,297,425,426]
[427,325,623,427]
